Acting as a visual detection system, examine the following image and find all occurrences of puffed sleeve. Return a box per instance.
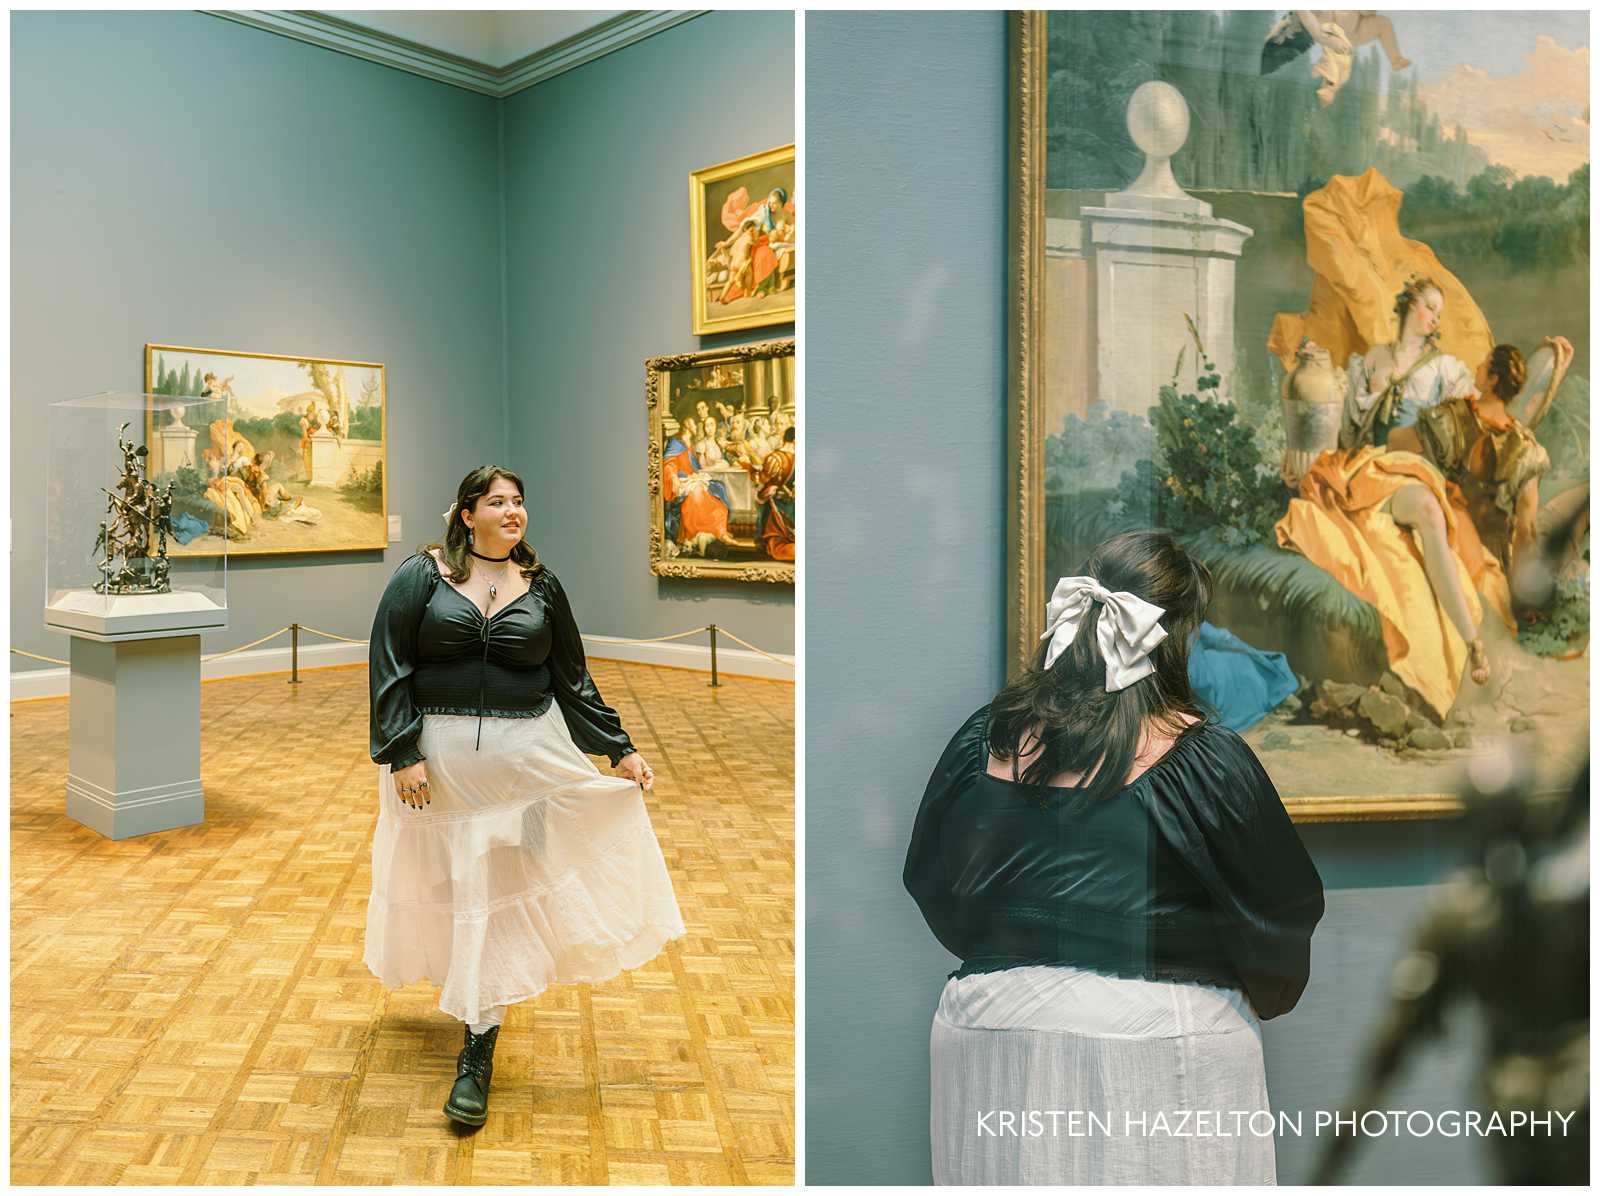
[1144,725,1326,1019]
[541,570,637,766]
[369,552,436,768]
[1439,353,1476,400]
[1339,353,1379,449]
[903,706,989,960]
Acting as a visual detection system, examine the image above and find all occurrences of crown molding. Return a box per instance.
[496,10,703,96]
[202,10,707,98]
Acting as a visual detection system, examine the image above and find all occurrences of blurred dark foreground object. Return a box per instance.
[1313,500,1589,1185]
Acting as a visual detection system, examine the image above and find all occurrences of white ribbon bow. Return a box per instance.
[1040,575,1169,691]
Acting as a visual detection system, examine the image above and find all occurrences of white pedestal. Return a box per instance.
[44,592,223,839]
[309,430,341,487]
[63,633,204,839]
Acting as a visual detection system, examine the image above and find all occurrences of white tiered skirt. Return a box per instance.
[930,965,1275,1185]
[364,706,685,1023]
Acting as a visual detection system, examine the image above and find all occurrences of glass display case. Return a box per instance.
[45,391,230,638]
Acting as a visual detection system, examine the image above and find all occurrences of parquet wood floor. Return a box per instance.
[11,661,794,1185]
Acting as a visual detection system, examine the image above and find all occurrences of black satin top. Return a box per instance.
[904,705,1325,1020]
[368,552,637,769]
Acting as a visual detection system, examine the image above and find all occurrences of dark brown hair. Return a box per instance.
[1484,343,1527,400]
[985,530,1213,800]
[423,465,543,585]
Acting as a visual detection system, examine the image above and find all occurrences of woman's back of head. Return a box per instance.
[986,530,1213,801]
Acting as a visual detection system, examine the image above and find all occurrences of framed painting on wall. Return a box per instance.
[1006,11,1590,819]
[144,343,388,557]
[690,143,797,336]
[646,338,796,583]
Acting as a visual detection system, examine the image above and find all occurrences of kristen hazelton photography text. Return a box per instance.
[970,1108,1583,1141]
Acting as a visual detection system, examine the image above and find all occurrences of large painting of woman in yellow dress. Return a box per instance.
[1016,11,1589,809]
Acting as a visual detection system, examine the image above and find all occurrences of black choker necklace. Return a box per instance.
[468,547,514,562]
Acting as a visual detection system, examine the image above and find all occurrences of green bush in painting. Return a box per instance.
[1404,165,1589,275]
[347,405,383,441]
[1518,563,1591,658]
[169,464,207,500]
[341,461,384,511]
[1046,320,1291,547]
[1045,404,1154,497]
[1109,322,1289,548]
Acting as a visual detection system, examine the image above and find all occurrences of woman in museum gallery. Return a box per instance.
[366,465,684,1127]
[905,530,1325,1185]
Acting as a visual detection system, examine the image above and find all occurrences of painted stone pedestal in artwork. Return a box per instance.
[1082,82,1253,415]
[158,421,198,473]
[46,595,225,840]
[309,429,341,487]
[1044,81,1254,419]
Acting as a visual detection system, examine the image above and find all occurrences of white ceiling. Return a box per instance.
[323,10,626,69]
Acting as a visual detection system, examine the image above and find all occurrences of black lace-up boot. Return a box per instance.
[443,1023,499,1126]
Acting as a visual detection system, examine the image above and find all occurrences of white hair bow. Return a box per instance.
[1041,575,1169,691]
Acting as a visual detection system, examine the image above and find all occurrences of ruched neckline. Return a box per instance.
[425,552,535,621]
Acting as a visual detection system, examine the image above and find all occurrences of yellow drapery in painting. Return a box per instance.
[1268,168,1494,374]
[1273,446,1515,720]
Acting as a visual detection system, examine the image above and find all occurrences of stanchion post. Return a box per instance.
[290,623,301,685]
[708,623,720,688]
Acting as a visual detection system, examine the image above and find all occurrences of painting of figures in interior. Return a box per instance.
[1010,11,1589,815]
[145,344,388,556]
[647,338,796,583]
[691,144,797,335]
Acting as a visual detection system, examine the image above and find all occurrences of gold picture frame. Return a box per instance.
[1003,12,1547,823]
[646,338,796,583]
[689,143,797,336]
[144,342,389,558]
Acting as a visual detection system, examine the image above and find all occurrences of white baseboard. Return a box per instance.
[12,631,793,701]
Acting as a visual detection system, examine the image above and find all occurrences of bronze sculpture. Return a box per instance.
[93,422,176,595]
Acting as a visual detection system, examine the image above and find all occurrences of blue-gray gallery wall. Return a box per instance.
[11,10,794,675]
[500,10,795,652]
[10,11,503,669]
[806,11,1502,1187]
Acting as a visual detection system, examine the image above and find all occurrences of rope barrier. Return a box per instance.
[714,627,797,668]
[602,627,714,644]
[200,627,289,661]
[12,648,68,666]
[294,625,368,645]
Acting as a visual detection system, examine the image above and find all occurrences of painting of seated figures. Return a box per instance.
[1009,10,1589,815]
[145,344,388,556]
